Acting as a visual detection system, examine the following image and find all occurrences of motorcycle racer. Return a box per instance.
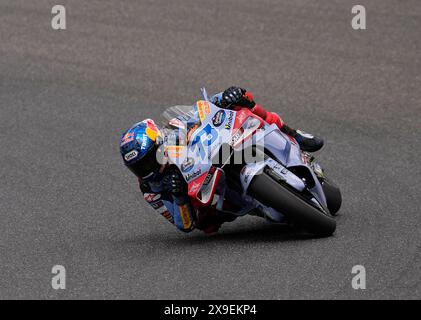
[120,87,324,233]
[120,119,229,233]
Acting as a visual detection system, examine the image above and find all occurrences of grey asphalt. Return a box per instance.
[0,0,420,299]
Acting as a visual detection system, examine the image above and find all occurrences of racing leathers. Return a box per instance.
[138,167,233,234]
[138,170,195,233]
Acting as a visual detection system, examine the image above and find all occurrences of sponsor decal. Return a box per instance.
[140,134,150,150]
[156,205,168,214]
[161,210,174,223]
[272,163,289,177]
[203,173,213,186]
[198,107,205,122]
[185,168,201,182]
[202,167,216,187]
[189,181,201,194]
[224,111,234,130]
[120,132,134,146]
[203,101,211,114]
[230,131,243,146]
[190,124,219,160]
[236,110,248,124]
[151,201,164,210]
[144,193,161,203]
[165,145,184,158]
[212,110,226,127]
[145,127,158,141]
[197,101,210,122]
[179,205,192,229]
[165,131,180,146]
[272,163,283,172]
[143,119,160,142]
[243,117,261,130]
[124,149,138,162]
[181,157,195,172]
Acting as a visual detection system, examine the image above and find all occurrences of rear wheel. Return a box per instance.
[248,171,336,237]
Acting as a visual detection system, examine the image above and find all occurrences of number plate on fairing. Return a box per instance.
[168,101,236,184]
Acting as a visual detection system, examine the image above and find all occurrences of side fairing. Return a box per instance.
[260,126,328,209]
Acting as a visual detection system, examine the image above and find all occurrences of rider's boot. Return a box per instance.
[280,124,324,152]
[250,105,324,152]
[196,206,237,234]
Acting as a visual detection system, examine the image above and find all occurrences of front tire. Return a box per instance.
[248,172,336,237]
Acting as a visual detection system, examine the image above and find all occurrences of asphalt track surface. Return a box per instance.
[1,0,420,299]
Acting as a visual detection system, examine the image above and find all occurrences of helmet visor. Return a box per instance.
[127,146,159,178]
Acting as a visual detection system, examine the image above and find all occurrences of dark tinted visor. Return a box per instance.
[127,146,159,178]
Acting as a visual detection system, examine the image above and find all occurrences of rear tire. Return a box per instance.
[322,179,342,216]
[248,172,336,237]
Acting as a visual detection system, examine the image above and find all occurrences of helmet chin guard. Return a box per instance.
[120,120,161,178]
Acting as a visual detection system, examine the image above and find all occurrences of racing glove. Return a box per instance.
[162,166,186,197]
[221,86,256,109]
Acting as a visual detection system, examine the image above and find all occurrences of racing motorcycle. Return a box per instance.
[162,88,342,237]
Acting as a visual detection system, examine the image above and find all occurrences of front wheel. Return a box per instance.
[248,172,336,237]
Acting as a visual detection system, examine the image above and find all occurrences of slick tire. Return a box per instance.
[248,172,336,237]
[321,179,342,216]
